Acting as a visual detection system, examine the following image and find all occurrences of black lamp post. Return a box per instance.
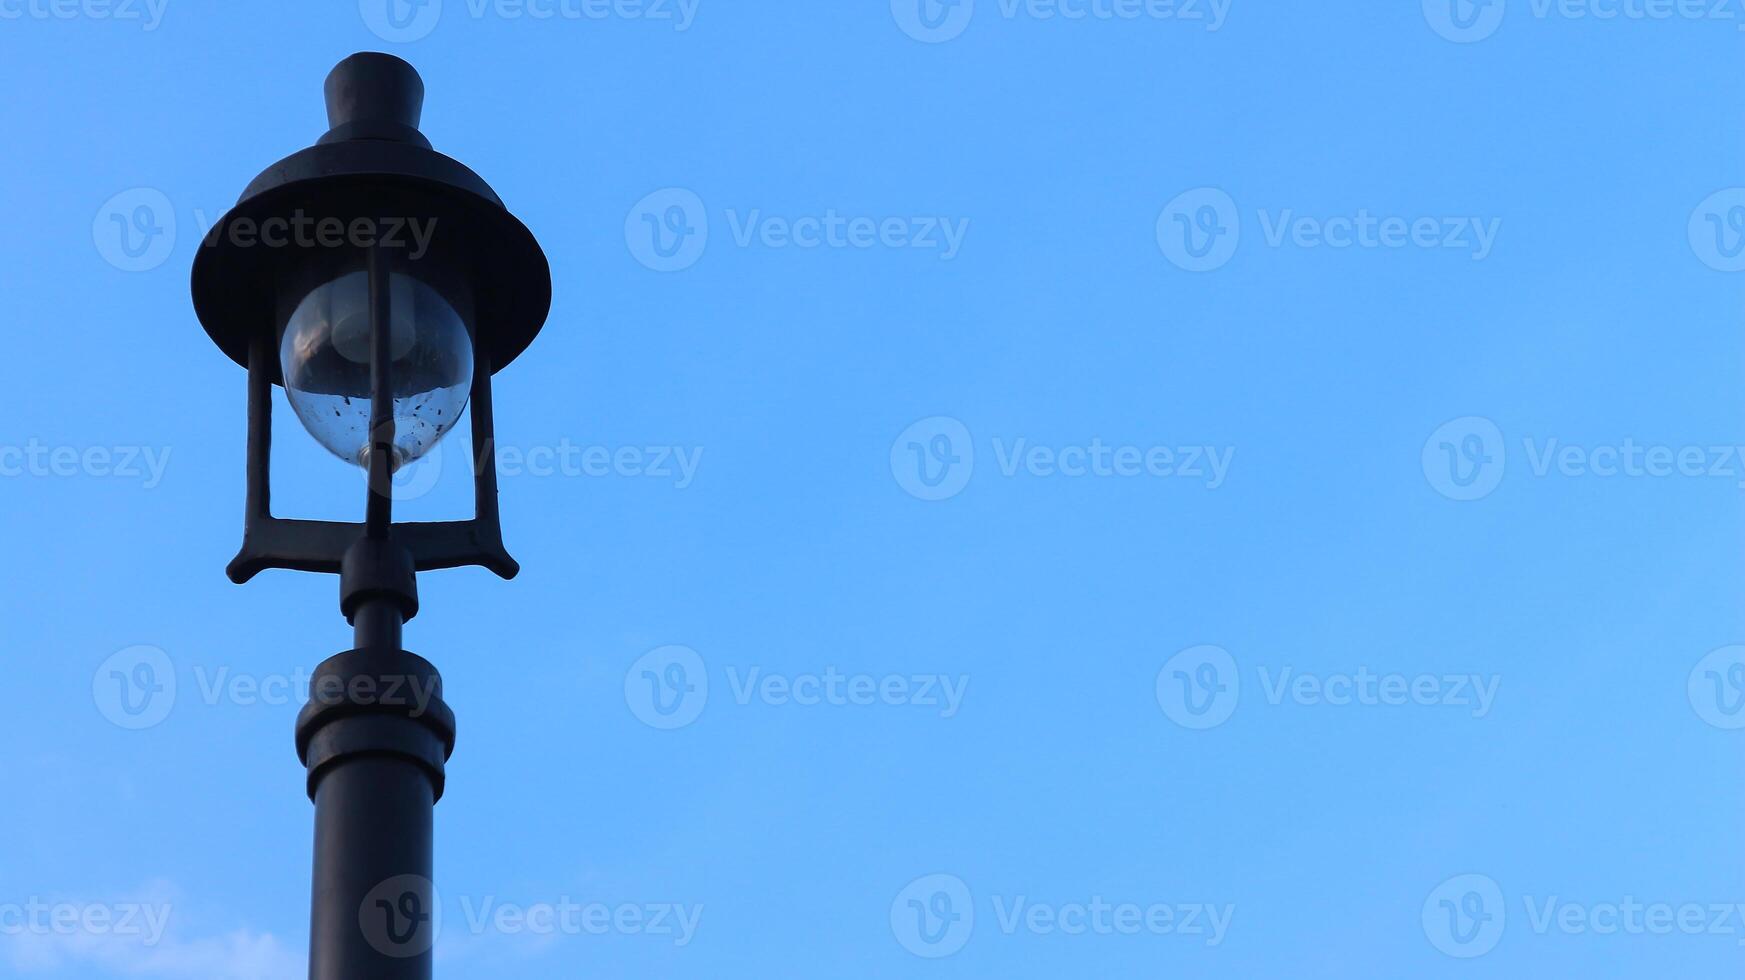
[189,53,551,980]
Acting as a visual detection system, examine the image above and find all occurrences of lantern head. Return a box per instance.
[190,52,552,586]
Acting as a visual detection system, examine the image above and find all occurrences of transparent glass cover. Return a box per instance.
[280,270,472,469]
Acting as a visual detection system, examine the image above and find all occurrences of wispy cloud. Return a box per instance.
[0,882,301,980]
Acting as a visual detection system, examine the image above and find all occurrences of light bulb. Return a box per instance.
[280,270,472,469]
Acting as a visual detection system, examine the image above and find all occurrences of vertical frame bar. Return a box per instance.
[469,349,500,529]
[244,327,275,524]
[365,244,396,537]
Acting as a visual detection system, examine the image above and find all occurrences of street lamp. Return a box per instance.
[189,53,551,979]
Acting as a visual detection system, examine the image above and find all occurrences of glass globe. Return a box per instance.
[280,270,472,469]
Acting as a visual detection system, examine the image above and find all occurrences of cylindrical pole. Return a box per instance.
[297,597,452,980]
[307,740,434,979]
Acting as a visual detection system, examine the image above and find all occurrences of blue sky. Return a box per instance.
[3,1,1744,977]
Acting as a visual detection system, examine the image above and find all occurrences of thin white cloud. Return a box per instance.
[0,883,302,980]
[5,927,301,980]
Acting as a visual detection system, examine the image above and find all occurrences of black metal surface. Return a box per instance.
[320,52,430,148]
[225,334,518,582]
[365,244,396,536]
[188,54,548,980]
[190,53,551,383]
[340,538,419,624]
[297,641,453,980]
[205,55,534,583]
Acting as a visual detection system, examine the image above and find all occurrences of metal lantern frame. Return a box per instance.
[188,53,552,980]
[191,53,550,585]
